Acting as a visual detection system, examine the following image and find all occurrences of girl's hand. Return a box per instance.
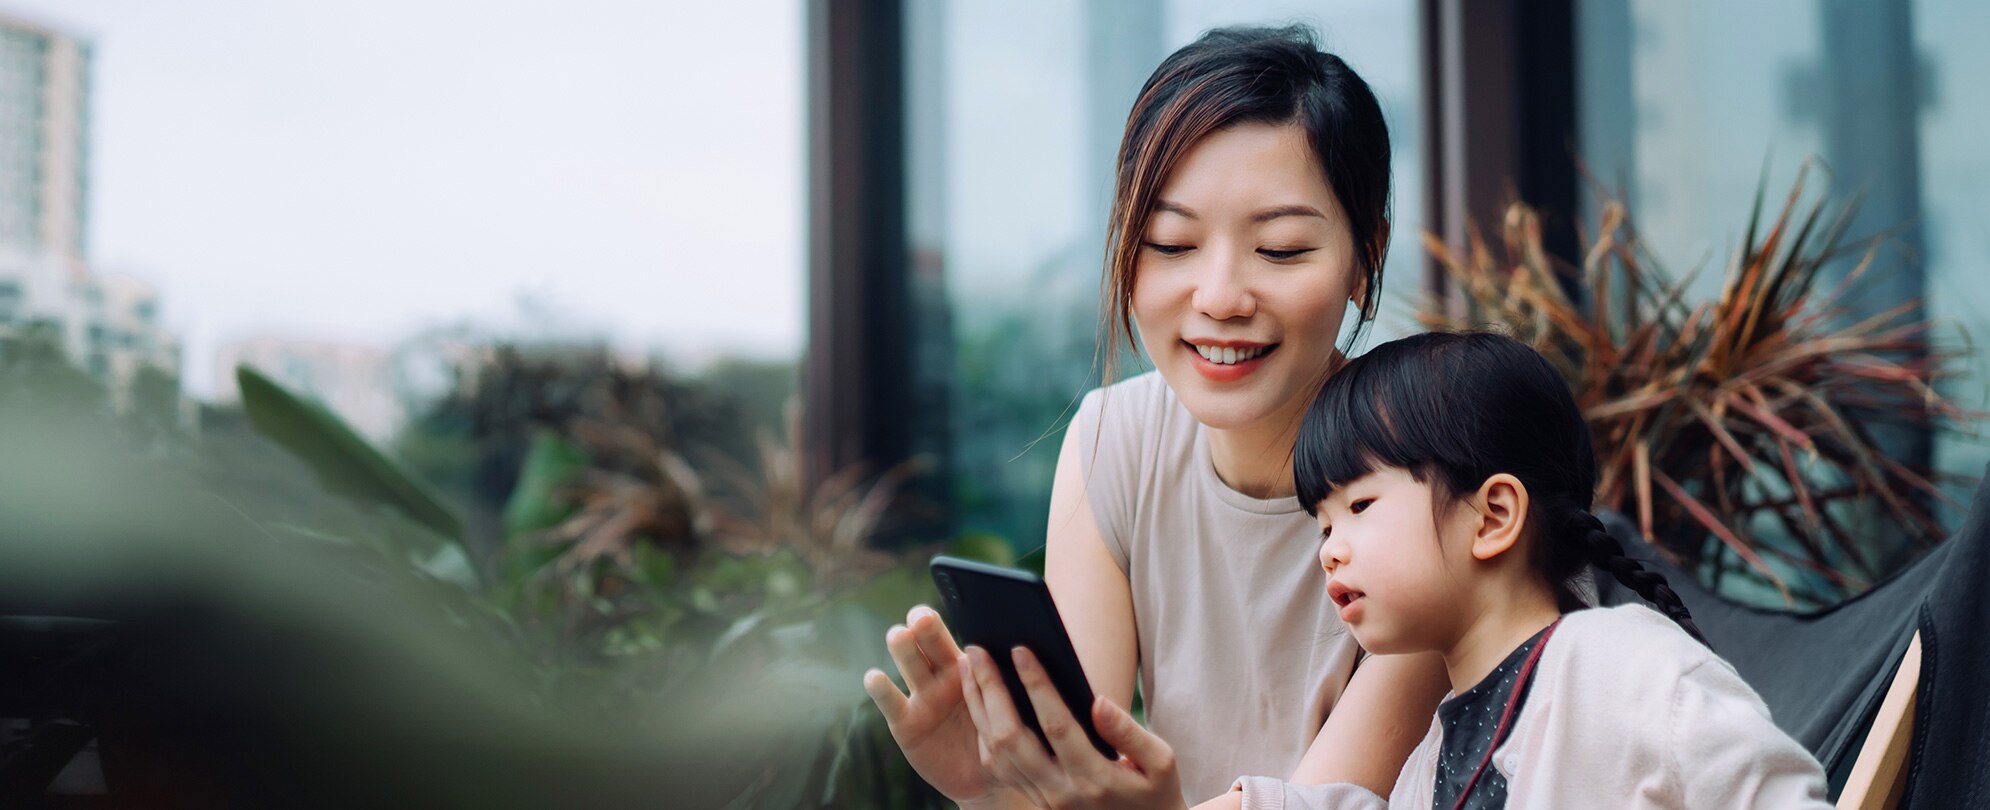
[959,645,1187,810]
[863,606,1006,806]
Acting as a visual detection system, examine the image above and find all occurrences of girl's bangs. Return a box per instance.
[1294,347,1447,515]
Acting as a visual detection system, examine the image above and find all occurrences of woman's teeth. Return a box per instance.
[1193,344,1271,365]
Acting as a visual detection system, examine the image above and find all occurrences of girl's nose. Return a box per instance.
[1319,533,1347,573]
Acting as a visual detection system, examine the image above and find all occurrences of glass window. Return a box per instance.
[908,0,1424,550]
[1574,0,1989,532]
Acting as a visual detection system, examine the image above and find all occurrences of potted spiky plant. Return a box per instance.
[1423,165,1977,605]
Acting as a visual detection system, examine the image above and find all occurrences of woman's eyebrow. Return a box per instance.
[1250,204,1327,223]
[1153,201,1325,224]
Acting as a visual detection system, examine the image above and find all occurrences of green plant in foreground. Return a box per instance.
[235,358,1000,808]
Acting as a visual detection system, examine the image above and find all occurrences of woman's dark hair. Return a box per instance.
[1101,25,1391,381]
[1293,331,1707,644]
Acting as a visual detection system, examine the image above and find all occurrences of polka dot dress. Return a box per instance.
[1430,625,1553,810]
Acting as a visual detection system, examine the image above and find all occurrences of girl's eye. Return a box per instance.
[1259,247,1316,261]
[1349,498,1374,514]
[1319,526,1332,541]
[1144,242,1192,256]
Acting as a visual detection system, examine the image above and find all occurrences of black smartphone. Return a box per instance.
[929,555,1117,759]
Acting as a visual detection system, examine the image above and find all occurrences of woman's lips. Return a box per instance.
[1184,340,1277,383]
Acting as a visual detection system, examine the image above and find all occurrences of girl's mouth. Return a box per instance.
[1327,580,1365,622]
[1184,340,1278,382]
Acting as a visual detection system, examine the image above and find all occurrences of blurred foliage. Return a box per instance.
[0,330,1010,808]
[239,365,466,550]
[1426,166,1979,605]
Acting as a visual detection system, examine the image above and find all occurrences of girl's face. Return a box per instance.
[1131,121,1362,431]
[1314,467,1476,654]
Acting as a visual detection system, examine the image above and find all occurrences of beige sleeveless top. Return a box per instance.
[1073,372,1361,801]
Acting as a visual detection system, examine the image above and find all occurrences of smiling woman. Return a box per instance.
[1129,121,1367,448]
[867,24,1450,810]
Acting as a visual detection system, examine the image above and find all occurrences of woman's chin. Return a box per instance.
[1166,375,1286,430]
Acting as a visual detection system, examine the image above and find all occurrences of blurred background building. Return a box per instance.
[810,0,1990,552]
[0,9,178,408]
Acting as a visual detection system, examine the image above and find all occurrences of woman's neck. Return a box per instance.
[1205,407,1304,500]
[1437,585,1564,695]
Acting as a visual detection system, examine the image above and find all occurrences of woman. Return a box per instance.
[864,25,1448,807]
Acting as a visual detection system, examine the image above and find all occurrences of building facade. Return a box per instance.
[0,9,178,406]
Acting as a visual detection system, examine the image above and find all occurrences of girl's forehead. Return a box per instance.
[1322,466,1423,501]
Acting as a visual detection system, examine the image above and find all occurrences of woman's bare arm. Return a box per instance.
[1286,651,1447,793]
[1044,420,1139,712]
[1192,792,1244,810]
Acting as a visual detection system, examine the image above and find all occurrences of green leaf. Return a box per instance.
[236,365,466,549]
[417,543,480,590]
[844,564,938,622]
[502,430,589,540]
[632,542,679,588]
[946,532,1015,566]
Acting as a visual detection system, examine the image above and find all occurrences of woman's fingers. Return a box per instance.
[1010,646,1112,774]
[862,668,910,725]
[885,624,938,691]
[907,605,964,671]
[957,651,991,731]
[1093,695,1175,777]
[962,647,1070,791]
[958,652,1047,807]
[963,647,1029,751]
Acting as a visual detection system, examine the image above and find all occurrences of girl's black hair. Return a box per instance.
[1294,331,1707,644]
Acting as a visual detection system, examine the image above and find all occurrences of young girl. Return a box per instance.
[957,331,1834,808]
[1236,330,1835,808]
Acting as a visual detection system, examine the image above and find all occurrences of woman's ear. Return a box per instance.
[1352,220,1388,306]
[1469,473,1529,561]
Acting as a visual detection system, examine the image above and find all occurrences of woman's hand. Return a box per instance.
[863,605,1007,807]
[959,645,1187,810]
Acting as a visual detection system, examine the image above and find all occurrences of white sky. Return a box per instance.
[3,0,804,395]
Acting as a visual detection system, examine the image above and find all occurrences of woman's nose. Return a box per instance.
[1189,252,1256,320]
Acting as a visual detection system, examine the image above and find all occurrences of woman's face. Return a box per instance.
[1131,120,1362,432]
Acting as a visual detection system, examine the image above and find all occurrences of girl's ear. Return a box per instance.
[1469,473,1529,561]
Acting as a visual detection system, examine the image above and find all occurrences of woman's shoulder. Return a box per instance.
[1075,371,1190,446]
[1078,370,1176,415]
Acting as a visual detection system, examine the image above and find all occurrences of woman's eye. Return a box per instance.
[1144,242,1192,256]
[1349,498,1374,514]
[1259,247,1316,261]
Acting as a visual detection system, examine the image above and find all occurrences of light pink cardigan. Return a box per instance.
[1233,605,1833,809]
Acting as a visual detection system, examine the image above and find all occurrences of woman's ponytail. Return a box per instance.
[1567,511,1710,647]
